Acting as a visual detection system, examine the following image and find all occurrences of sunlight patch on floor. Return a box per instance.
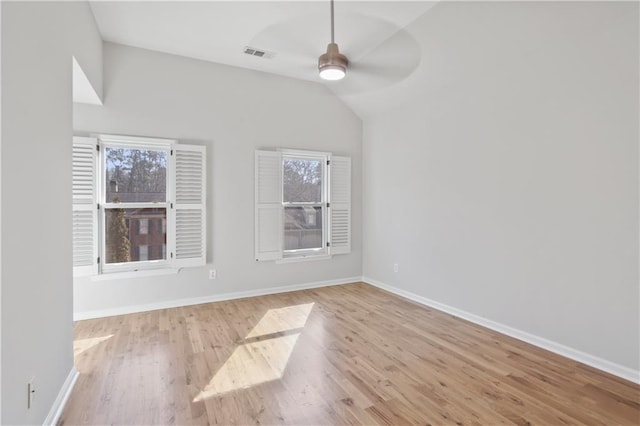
[194,333,300,400]
[73,334,114,357]
[246,302,314,339]
[194,302,314,401]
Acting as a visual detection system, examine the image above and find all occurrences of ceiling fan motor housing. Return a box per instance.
[318,42,348,75]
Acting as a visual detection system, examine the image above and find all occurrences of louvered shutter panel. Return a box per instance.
[255,151,283,261]
[173,144,206,268]
[72,136,98,276]
[329,156,351,255]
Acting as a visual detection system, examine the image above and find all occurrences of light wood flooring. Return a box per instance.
[60,282,640,425]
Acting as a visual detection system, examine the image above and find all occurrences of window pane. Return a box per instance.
[105,147,167,203]
[284,206,322,251]
[283,158,322,203]
[139,245,149,261]
[105,208,166,264]
[139,218,149,235]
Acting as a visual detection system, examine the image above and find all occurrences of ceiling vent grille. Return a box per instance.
[243,46,275,59]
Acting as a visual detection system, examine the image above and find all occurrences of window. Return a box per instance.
[72,135,207,276]
[138,218,149,235]
[255,149,351,261]
[138,245,149,261]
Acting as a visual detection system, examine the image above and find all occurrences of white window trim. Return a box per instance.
[98,135,174,274]
[97,133,176,149]
[276,254,332,264]
[90,267,180,281]
[278,148,331,157]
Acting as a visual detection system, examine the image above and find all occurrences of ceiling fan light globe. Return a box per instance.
[319,65,346,81]
[318,43,348,81]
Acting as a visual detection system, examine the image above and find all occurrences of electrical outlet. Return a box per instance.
[27,378,35,409]
[393,263,399,273]
[209,269,217,280]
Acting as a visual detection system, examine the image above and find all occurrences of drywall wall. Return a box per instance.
[73,42,362,316]
[1,1,102,424]
[363,2,639,373]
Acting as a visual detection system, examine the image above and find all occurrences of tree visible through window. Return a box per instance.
[105,203,130,263]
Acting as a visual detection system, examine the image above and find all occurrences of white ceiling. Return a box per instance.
[89,1,438,117]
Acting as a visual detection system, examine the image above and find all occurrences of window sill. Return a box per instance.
[89,268,180,282]
[276,254,332,264]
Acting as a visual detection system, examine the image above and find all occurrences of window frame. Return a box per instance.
[281,151,329,259]
[98,136,174,274]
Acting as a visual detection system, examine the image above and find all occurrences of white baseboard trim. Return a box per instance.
[74,276,362,321]
[43,366,79,426]
[363,276,640,385]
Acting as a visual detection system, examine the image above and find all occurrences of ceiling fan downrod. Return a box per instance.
[318,0,348,81]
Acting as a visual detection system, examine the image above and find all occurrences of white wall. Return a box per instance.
[363,2,639,373]
[1,2,102,423]
[73,42,362,316]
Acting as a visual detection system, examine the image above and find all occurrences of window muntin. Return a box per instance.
[101,142,171,272]
[282,154,327,256]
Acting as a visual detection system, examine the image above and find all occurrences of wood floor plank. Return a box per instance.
[59,282,640,425]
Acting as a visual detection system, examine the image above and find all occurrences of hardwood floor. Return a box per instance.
[60,282,639,425]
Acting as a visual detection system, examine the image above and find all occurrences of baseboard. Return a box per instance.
[363,276,640,385]
[74,276,362,321]
[43,366,79,426]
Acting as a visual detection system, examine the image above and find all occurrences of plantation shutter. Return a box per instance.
[329,156,351,255]
[72,136,98,276]
[255,150,283,261]
[173,144,206,268]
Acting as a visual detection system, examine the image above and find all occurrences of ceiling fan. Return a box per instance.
[248,0,422,94]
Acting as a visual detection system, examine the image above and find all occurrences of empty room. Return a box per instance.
[1,0,638,424]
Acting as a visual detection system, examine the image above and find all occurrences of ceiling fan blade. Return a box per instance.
[337,14,402,62]
[333,28,421,94]
[249,14,322,62]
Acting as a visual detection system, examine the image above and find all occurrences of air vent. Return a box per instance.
[243,46,275,59]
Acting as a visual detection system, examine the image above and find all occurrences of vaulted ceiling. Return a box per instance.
[89,1,438,117]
